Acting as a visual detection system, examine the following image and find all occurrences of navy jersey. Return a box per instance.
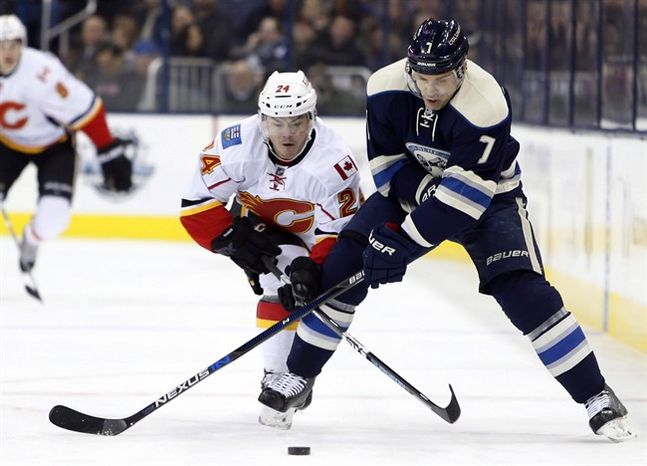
[366,58,522,247]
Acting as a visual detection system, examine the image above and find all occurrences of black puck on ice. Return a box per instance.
[287,446,311,456]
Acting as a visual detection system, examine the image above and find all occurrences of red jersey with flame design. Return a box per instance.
[0,47,103,153]
[180,115,362,255]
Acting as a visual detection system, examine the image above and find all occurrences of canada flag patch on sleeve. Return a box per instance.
[334,155,358,180]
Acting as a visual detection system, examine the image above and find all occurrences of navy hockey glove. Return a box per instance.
[362,223,426,289]
[97,139,133,192]
[211,216,281,275]
[277,256,321,312]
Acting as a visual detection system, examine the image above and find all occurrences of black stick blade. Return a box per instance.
[49,405,129,436]
[442,384,461,424]
[25,285,42,302]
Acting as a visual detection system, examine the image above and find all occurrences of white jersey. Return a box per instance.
[182,115,362,249]
[0,47,101,153]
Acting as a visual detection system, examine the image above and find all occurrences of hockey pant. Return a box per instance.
[0,140,76,245]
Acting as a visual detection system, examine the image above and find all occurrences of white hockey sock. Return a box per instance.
[260,329,296,373]
[31,195,72,240]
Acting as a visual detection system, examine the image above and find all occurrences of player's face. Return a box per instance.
[265,114,311,162]
[0,40,23,74]
[411,69,461,111]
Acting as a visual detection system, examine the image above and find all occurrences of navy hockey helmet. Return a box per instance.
[407,18,469,75]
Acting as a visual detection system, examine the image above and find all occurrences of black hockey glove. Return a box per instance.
[245,270,264,295]
[211,216,281,275]
[277,256,322,312]
[97,139,133,192]
[362,223,427,289]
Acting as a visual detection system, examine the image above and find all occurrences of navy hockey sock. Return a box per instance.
[287,334,335,378]
[287,298,356,377]
[490,271,605,403]
[528,308,605,402]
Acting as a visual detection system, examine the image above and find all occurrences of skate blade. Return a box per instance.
[597,416,635,442]
[258,406,296,430]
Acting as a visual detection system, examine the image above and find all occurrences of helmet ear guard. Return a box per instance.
[404,61,423,99]
[454,60,467,80]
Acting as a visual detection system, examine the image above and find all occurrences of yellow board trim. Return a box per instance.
[546,268,647,352]
[2,212,644,352]
[0,212,191,241]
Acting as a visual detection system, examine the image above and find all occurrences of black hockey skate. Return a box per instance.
[258,372,315,429]
[19,233,38,272]
[585,384,633,442]
[259,372,315,412]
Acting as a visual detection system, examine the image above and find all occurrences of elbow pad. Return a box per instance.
[389,163,440,207]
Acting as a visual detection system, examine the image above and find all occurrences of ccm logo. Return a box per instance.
[368,231,396,255]
[486,250,529,265]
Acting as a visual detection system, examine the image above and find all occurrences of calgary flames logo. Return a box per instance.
[238,191,315,234]
[0,101,28,130]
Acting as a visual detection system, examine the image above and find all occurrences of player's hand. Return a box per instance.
[245,270,264,295]
[97,139,133,192]
[277,256,321,312]
[211,216,281,275]
[362,223,426,289]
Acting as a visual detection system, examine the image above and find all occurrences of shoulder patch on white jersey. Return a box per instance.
[450,60,509,128]
[221,124,242,148]
[333,155,358,180]
[367,58,409,97]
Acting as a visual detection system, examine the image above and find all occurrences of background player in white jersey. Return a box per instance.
[264,18,633,441]
[0,14,133,272]
[180,70,362,429]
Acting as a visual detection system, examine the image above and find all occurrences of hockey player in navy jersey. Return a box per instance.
[260,18,633,441]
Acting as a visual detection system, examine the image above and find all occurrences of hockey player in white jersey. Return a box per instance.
[0,14,133,273]
[180,70,362,429]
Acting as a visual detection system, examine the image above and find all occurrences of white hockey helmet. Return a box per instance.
[0,14,27,44]
[258,70,317,119]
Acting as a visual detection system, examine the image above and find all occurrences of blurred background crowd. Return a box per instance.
[2,0,646,131]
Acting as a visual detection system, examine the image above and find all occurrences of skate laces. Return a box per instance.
[261,370,281,389]
[585,390,610,419]
[267,372,307,397]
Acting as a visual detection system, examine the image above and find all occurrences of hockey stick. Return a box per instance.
[48,269,365,436]
[0,206,42,302]
[267,259,460,424]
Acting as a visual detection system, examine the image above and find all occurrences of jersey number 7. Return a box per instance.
[477,135,495,164]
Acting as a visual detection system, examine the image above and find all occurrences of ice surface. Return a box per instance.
[1,238,645,466]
